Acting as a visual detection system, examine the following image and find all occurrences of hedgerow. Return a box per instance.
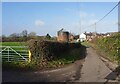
[93,33,120,64]
[27,39,81,61]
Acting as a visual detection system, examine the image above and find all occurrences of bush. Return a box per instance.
[92,32,120,64]
[27,39,81,61]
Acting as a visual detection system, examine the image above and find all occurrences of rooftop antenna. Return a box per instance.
[80,19,82,34]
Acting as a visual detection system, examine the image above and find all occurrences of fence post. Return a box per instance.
[28,50,31,63]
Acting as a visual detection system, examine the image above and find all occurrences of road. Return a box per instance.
[2,59,83,82]
[76,47,118,82]
[2,47,119,83]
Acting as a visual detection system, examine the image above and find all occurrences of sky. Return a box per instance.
[1,0,120,2]
[2,2,118,36]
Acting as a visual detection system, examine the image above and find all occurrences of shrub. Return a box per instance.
[27,39,81,61]
[92,32,120,64]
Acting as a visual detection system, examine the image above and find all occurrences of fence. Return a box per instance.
[0,46,31,62]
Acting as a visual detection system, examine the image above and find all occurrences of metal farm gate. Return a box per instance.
[0,46,31,62]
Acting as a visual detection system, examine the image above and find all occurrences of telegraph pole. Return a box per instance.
[80,20,82,34]
[95,23,96,32]
[95,22,97,36]
[79,2,82,34]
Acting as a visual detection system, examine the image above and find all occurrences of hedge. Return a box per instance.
[27,39,81,61]
[93,32,120,64]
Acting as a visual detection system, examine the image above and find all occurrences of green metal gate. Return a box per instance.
[0,46,29,62]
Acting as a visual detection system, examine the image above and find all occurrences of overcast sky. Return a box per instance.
[2,2,118,36]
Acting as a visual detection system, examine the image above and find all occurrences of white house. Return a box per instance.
[79,33,86,42]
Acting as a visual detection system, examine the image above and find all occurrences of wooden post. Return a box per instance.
[28,50,31,63]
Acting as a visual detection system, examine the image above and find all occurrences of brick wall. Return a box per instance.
[57,31,69,42]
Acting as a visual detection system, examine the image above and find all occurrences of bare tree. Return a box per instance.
[9,33,19,37]
[28,32,36,37]
[21,30,28,41]
[21,30,28,37]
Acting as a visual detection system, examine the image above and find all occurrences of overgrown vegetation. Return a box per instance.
[91,32,120,64]
[27,39,81,60]
[81,41,91,47]
[26,39,85,70]
[2,40,86,70]
[3,45,85,70]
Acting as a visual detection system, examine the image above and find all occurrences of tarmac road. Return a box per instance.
[2,59,83,82]
[76,47,118,82]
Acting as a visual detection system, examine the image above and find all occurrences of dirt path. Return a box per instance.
[76,47,118,82]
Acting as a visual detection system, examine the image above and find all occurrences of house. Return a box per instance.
[85,32,93,41]
[79,32,97,42]
[79,33,86,42]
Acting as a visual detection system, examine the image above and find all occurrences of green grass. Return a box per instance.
[1,42,26,46]
[1,42,27,50]
[81,41,91,47]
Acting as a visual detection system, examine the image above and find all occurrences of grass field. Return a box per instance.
[1,42,28,50]
[1,42,26,46]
